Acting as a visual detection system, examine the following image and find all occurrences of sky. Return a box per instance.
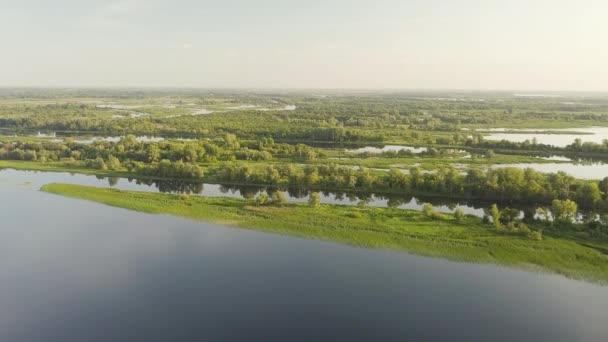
[1,0,607,90]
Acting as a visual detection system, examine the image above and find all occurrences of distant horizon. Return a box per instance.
[1,86,607,96]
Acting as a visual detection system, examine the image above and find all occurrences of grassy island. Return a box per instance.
[41,183,608,284]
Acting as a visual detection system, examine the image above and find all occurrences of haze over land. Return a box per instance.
[2,0,607,91]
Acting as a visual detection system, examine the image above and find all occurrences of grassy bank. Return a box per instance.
[41,183,608,284]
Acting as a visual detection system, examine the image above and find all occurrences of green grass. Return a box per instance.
[41,183,608,284]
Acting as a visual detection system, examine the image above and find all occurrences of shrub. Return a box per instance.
[255,193,269,206]
[308,192,321,208]
[454,208,465,222]
[346,211,362,219]
[490,204,501,230]
[528,230,543,241]
[357,199,369,208]
[422,203,434,217]
[271,192,287,206]
[88,157,108,171]
[106,155,122,170]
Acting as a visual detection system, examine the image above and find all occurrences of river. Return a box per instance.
[0,169,488,216]
[0,168,607,341]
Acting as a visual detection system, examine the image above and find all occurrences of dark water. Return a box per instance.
[1,171,608,341]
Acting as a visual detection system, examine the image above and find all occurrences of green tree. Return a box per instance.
[387,168,409,189]
[551,199,578,225]
[23,150,37,161]
[255,193,269,206]
[499,207,519,226]
[106,155,121,170]
[89,157,107,170]
[120,134,137,149]
[147,145,161,163]
[422,203,434,217]
[490,204,501,229]
[308,192,321,208]
[271,191,287,206]
[224,133,240,149]
[576,182,602,207]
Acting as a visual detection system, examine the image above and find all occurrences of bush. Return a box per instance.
[308,192,321,208]
[422,203,434,217]
[528,230,543,241]
[88,157,107,171]
[346,211,362,219]
[106,155,121,170]
[23,150,37,161]
[271,192,287,206]
[422,203,444,220]
[500,207,520,226]
[518,223,531,234]
[454,208,465,222]
[255,193,269,206]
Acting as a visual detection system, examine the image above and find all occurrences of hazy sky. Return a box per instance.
[1,0,607,90]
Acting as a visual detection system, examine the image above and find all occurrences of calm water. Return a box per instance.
[490,162,608,180]
[3,165,604,221]
[0,169,486,217]
[1,169,608,341]
[483,127,608,147]
[346,145,427,154]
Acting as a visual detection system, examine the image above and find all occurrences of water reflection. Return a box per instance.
[489,162,608,180]
[0,168,555,219]
[345,145,428,154]
[2,182,608,341]
[483,126,608,147]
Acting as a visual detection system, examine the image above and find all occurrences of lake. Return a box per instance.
[1,168,608,341]
[483,127,608,147]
